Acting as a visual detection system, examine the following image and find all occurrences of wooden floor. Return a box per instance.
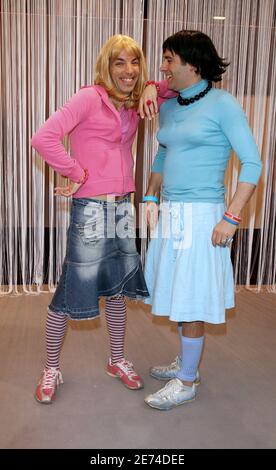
[0,288,275,449]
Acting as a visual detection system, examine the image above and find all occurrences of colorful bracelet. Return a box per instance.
[142,195,159,203]
[223,215,239,226]
[144,80,160,93]
[77,168,89,185]
[224,211,242,223]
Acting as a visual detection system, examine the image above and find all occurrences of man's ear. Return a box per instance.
[189,64,201,76]
[189,64,197,73]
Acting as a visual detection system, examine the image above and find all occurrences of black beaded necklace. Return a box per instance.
[177,81,212,106]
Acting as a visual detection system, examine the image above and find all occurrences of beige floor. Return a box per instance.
[0,289,275,449]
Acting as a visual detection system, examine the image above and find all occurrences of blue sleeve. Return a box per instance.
[218,93,262,185]
[152,144,166,174]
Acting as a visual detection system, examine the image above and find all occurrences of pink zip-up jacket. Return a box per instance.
[31,85,140,198]
[31,82,173,198]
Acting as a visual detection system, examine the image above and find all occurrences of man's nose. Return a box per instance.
[125,62,134,74]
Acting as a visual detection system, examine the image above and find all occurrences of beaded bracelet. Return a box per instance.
[142,195,159,203]
[144,80,160,93]
[222,215,239,226]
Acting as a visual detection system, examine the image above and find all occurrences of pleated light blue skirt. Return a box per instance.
[144,202,235,324]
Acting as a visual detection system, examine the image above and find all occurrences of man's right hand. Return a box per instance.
[144,201,159,234]
[138,84,158,120]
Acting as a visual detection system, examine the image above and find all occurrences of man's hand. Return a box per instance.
[211,219,237,247]
[138,85,158,120]
[54,181,83,197]
[144,201,159,234]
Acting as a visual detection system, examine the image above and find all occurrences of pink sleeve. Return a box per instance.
[31,88,94,182]
[157,80,178,99]
[153,80,177,111]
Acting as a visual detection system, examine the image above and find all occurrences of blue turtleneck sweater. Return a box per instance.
[152,79,262,202]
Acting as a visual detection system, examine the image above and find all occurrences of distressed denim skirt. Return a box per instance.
[49,196,149,320]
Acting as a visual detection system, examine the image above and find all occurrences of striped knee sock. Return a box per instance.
[45,310,68,369]
[105,295,126,364]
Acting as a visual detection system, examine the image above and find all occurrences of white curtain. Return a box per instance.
[141,0,276,292]
[0,0,275,295]
[0,0,144,294]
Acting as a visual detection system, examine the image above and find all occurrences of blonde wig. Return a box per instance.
[94,35,148,109]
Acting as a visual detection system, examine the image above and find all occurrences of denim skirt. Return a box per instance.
[49,196,149,320]
[144,202,235,324]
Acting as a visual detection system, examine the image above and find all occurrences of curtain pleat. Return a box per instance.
[0,0,275,294]
[0,0,144,294]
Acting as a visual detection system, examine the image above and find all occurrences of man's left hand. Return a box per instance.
[54,181,82,197]
[211,219,237,247]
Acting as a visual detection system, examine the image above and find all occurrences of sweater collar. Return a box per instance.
[179,79,209,99]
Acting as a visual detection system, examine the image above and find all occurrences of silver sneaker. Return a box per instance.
[150,356,201,385]
[144,378,196,410]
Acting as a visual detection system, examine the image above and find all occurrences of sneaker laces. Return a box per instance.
[117,359,138,378]
[162,356,180,372]
[153,356,180,373]
[41,368,61,389]
[154,379,182,399]
[173,356,181,366]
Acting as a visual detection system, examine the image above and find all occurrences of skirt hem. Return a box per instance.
[48,290,148,321]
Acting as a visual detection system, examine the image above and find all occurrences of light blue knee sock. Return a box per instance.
[177,335,204,382]
[178,322,183,356]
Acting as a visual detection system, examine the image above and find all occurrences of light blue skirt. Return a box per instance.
[144,202,235,324]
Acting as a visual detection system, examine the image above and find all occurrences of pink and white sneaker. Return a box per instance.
[106,358,144,390]
[35,367,63,404]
